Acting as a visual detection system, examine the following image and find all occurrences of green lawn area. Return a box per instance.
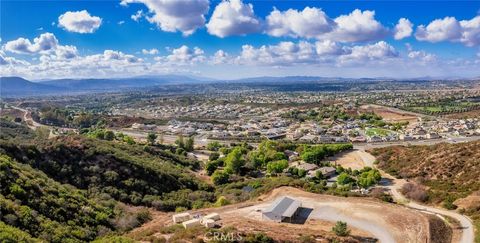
[409,102,479,114]
[411,106,442,112]
[366,128,392,137]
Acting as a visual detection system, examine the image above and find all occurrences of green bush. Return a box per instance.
[332,221,350,237]
[212,171,230,185]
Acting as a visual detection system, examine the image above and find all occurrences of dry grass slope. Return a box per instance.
[370,141,480,242]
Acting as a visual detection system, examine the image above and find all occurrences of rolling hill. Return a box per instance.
[0,75,209,97]
[0,77,65,96]
[0,120,214,241]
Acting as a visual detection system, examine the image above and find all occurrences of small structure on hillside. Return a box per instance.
[202,218,216,228]
[294,162,318,172]
[182,218,201,229]
[308,166,337,178]
[172,212,192,224]
[262,196,301,223]
[204,213,221,221]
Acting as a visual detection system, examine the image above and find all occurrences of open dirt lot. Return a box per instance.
[327,149,374,169]
[360,104,420,124]
[132,187,432,243]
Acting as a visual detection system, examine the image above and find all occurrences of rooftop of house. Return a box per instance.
[263,196,302,218]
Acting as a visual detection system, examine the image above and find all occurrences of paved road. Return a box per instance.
[357,149,476,243]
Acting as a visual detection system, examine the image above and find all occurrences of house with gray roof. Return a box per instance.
[262,196,301,222]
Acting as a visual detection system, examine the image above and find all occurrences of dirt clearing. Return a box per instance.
[327,149,374,169]
[132,187,434,243]
[360,104,419,124]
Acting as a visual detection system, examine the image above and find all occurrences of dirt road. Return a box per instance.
[378,173,475,243]
[355,150,476,243]
[11,106,44,130]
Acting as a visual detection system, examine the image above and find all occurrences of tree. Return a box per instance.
[224,147,245,174]
[207,141,221,151]
[443,196,458,210]
[298,169,307,178]
[301,147,326,164]
[215,196,230,207]
[211,170,229,185]
[104,131,115,141]
[146,133,157,145]
[209,152,220,161]
[176,147,186,156]
[332,221,350,236]
[73,113,96,128]
[123,136,135,145]
[205,161,218,176]
[266,160,289,174]
[175,135,184,149]
[185,136,194,152]
[337,172,354,185]
[357,168,382,188]
[315,170,324,180]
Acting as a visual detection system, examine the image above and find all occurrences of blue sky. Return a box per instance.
[1,0,480,79]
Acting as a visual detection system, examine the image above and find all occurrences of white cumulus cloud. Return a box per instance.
[338,41,398,64]
[315,40,349,56]
[3,33,78,61]
[394,18,413,40]
[206,0,262,38]
[159,45,206,64]
[326,9,389,42]
[460,16,480,46]
[121,0,209,36]
[415,17,462,43]
[236,41,320,66]
[0,51,30,66]
[58,10,102,33]
[264,8,388,42]
[4,33,59,54]
[142,48,159,55]
[408,50,437,63]
[212,50,230,64]
[415,16,480,46]
[266,7,334,38]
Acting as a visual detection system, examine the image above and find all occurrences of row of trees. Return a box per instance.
[301,143,353,164]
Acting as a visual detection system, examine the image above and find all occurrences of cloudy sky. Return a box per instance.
[1,0,480,80]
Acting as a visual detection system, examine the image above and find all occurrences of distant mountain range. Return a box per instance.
[1,75,478,97]
[0,77,66,96]
[0,75,210,97]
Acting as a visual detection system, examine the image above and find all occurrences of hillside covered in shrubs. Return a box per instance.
[371,141,480,201]
[0,120,213,241]
[370,141,480,240]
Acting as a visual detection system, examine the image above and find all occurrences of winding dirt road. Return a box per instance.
[355,149,475,243]
[10,106,44,130]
